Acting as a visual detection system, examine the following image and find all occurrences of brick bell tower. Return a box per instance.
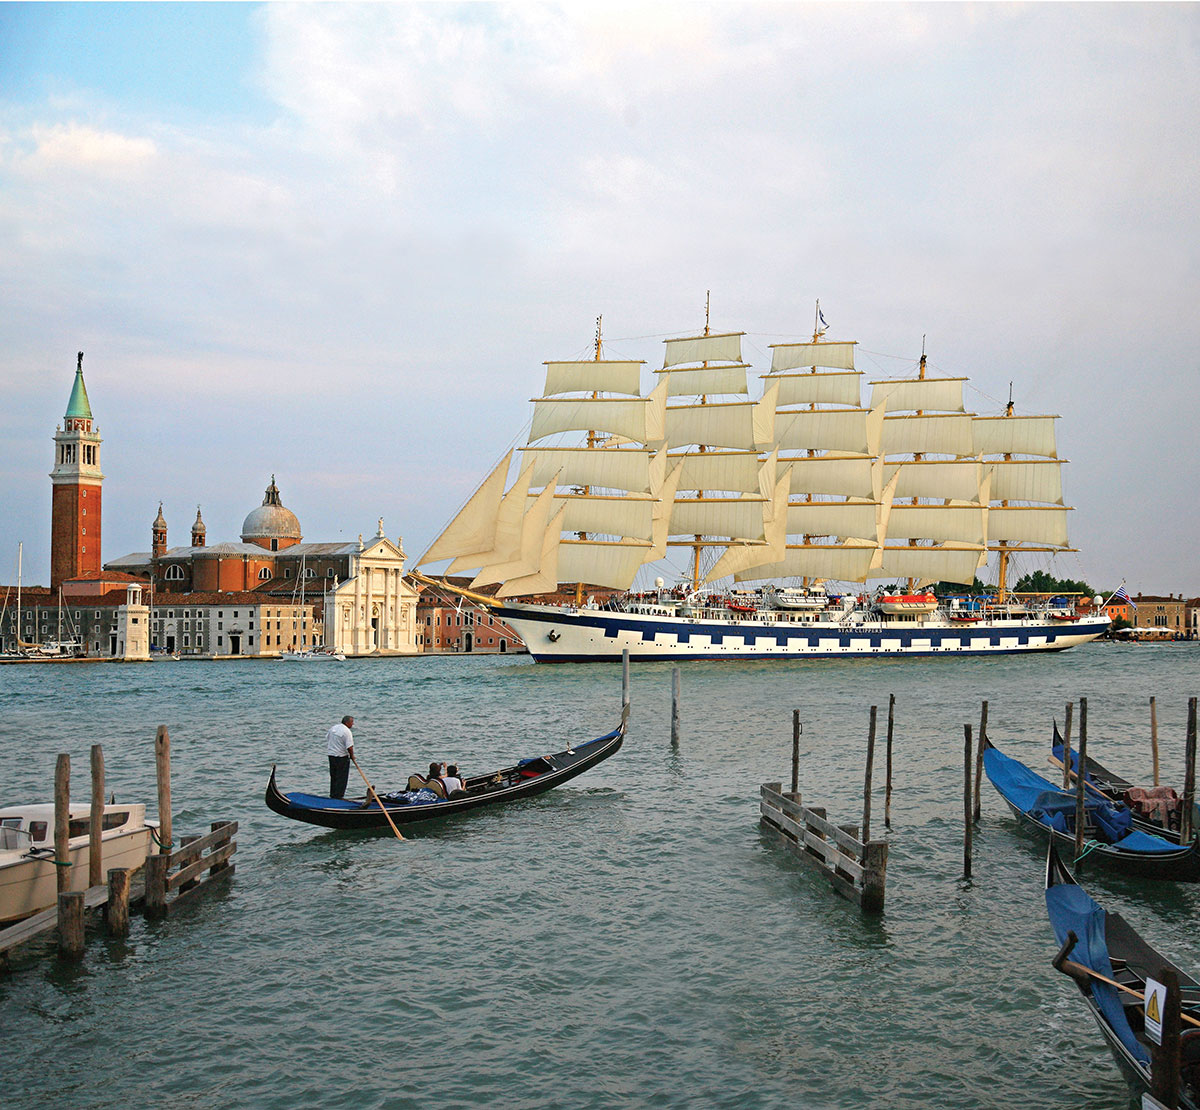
[50,352,104,588]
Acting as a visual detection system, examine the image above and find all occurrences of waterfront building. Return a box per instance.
[1130,593,1189,639]
[106,484,419,656]
[49,353,104,588]
[415,581,522,653]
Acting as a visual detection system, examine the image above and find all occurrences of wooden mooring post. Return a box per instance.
[972,701,987,823]
[862,706,877,843]
[155,724,173,853]
[55,754,70,894]
[57,891,84,959]
[106,868,131,937]
[1149,966,1183,1109]
[1182,698,1197,846]
[884,694,894,830]
[621,649,630,708]
[89,744,105,888]
[791,710,801,795]
[1062,701,1074,790]
[1151,696,1160,787]
[671,667,681,745]
[963,724,973,880]
[1074,698,1088,869]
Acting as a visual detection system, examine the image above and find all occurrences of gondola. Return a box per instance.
[265,706,628,830]
[1051,720,1198,844]
[982,737,1200,882]
[1045,843,1200,1108]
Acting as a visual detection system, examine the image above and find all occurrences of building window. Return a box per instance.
[233,611,239,617]
[81,527,86,535]
[305,568,315,578]
[284,568,292,578]
[326,569,335,578]
[258,567,271,580]
[165,565,184,580]
[249,636,254,646]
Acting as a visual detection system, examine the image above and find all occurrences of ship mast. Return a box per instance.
[996,381,1014,603]
[575,315,604,607]
[906,337,927,595]
[691,292,712,591]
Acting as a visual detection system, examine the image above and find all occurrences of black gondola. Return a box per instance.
[982,736,1200,882]
[1045,843,1200,1107]
[265,706,628,830]
[1051,720,1197,843]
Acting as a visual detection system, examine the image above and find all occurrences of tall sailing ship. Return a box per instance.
[414,306,1109,662]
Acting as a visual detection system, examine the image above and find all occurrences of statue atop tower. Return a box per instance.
[50,351,104,587]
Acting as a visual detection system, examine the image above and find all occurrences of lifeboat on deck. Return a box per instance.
[876,593,938,615]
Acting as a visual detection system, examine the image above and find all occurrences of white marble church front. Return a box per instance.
[324,525,420,656]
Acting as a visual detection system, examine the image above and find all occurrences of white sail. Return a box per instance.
[520,446,659,494]
[986,506,1071,546]
[542,359,644,397]
[885,504,987,545]
[771,371,862,408]
[670,497,769,542]
[671,450,763,494]
[558,540,654,590]
[658,363,750,397]
[646,462,685,560]
[785,501,880,542]
[769,341,856,372]
[492,505,568,599]
[973,415,1059,458]
[869,377,967,413]
[704,466,793,582]
[881,414,974,457]
[663,332,743,368]
[531,492,656,541]
[530,396,658,444]
[471,482,560,587]
[883,460,982,502]
[873,544,986,585]
[417,450,512,565]
[988,460,1064,505]
[775,403,884,456]
[445,461,535,574]
[787,455,877,499]
[666,384,777,451]
[733,541,877,583]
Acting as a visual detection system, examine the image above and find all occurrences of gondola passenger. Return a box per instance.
[442,765,466,797]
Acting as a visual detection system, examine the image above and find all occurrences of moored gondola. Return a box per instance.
[1045,843,1200,1108]
[265,706,628,830]
[982,737,1200,882]
[1051,720,1199,843]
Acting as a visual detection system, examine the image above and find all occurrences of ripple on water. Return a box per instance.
[0,645,1197,1109]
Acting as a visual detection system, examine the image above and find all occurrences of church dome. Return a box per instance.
[241,476,301,544]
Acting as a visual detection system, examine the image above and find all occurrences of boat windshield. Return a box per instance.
[0,818,23,850]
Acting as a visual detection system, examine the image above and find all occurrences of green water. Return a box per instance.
[1,644,1198,1109]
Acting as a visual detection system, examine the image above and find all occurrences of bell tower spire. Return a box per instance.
[50,351,104,587]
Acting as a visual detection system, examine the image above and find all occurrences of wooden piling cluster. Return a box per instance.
[760,783,888,913]
[760,705,890,914]
[0,725,237,970]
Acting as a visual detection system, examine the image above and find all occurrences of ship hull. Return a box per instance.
[494,603,1110,663]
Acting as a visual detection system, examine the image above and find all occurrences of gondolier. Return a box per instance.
[326,715,355,799]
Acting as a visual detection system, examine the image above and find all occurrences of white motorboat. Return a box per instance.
[277,647,346,661]
[0,802,157,924]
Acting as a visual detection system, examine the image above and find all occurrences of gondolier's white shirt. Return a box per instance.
[326,723,353,757]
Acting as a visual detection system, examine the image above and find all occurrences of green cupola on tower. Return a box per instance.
[65,351,93,420]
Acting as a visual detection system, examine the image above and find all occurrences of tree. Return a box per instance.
[1013,570,1095,597]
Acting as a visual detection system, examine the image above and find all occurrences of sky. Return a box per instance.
[1,2,1198,595]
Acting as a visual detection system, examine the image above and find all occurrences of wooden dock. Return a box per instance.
[0,726,237,970]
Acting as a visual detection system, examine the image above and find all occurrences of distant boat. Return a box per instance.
[983,737,1200,882]
[277,647,345,662]
[413,304,1109,661]
[264,707,627,830]
[0,802,157,924]
[1045,844,1200,1108]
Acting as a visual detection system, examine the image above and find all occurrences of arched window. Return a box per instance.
[165,565,185,581]
[305,568,316,578]
[258,567,271,580]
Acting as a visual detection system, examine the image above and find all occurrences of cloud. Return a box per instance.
[22,122,156,173]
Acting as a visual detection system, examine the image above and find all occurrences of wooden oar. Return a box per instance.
[350,754,405,842]
[1053,931,1200,1029]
